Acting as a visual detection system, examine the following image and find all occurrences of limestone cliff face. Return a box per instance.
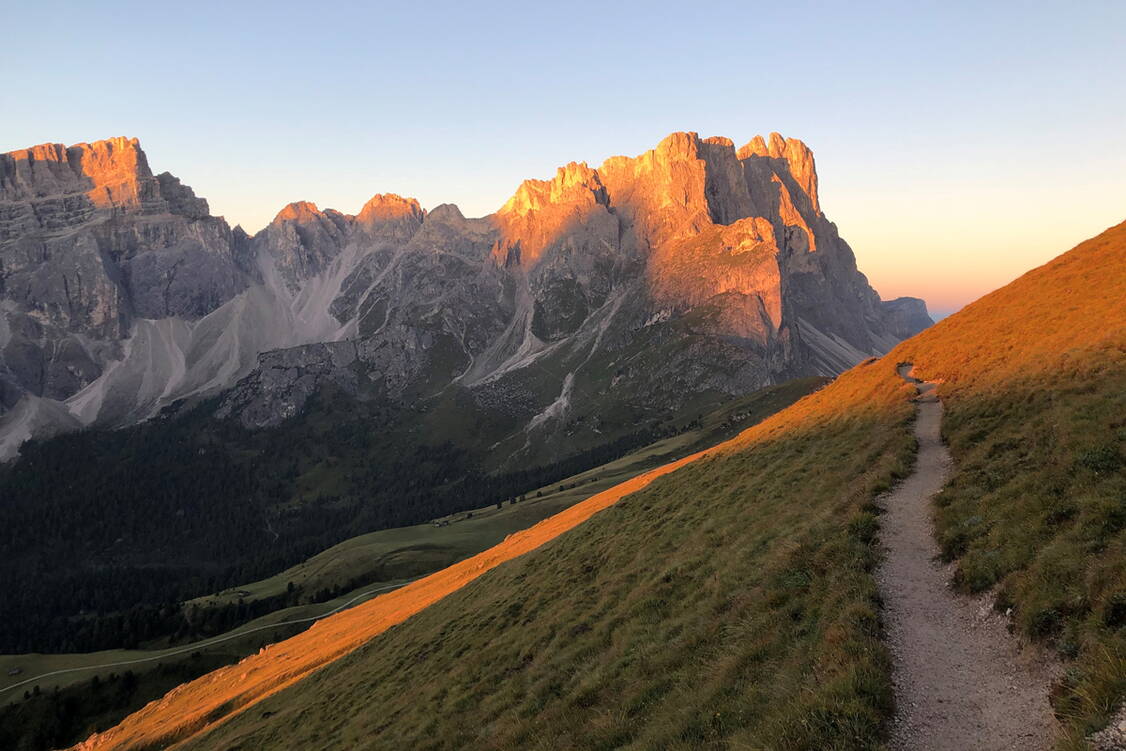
[880,297,934,340]
[218,132,931,469]
[488,131,918,376]
[0,132,931,463]
[0,138,248,418]
[254,201,352,290]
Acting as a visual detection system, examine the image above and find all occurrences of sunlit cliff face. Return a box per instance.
[0,130,928,460]
[488,130,858,348]
[491,131,824,269]
[1,136,153,212]
[0,136,243,423]
[355,193,424,225]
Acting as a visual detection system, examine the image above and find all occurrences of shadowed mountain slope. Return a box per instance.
[74,225,1123,748]
[1,132,929,463]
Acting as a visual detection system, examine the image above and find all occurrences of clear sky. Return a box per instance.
[3,1,1124,315]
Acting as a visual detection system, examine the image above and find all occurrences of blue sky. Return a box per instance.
[3,0,1124,313]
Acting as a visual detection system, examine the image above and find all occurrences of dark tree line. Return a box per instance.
[0,386,691,654]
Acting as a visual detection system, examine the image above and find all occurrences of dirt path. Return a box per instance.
[879,365,1060,750]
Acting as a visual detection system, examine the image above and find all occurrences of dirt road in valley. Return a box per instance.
[879,365,1060,750]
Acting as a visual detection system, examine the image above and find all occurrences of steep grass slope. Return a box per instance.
[183,377,826,614]
[79,222,1124,749]
[894,223,1126,745]
[0,380,824,751]
[76,333,917,751]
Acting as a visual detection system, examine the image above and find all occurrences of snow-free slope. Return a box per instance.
[76,219,1126,750]
[1,132,935,672]
[2,133,931,463]
[880,368,1058,749]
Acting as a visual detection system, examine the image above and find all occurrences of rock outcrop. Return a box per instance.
[880,297,935,340]
[216,131,932,464]
[0,133,932,461]
[0,138,248,422]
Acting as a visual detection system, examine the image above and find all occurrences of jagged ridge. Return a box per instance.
[0,132,931,461]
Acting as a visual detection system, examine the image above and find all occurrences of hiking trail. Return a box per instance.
[879,364,1060,750]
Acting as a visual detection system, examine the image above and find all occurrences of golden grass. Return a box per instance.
[167,373,915,751]
[75,220,1125,749]
[892,221,1126,744]
[72,447,723,750]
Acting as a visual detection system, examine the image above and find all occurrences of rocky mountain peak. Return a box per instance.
[356,193,424,224]
[738,133,820,215]
[738,135,769,157]
[653,130,704,160]
[155,171,211,218]
[274,200,325,223]
[492,130,823,266]
[0,131,932,461]
[499,162,605,218]
[0,137,249,432]
[703,136,736,148]
[494,162,610,267]
[0,136,152,210]
[258,201,350,289]
[65,136,152,210]
[0,136,226,245]
[427,203,466,222]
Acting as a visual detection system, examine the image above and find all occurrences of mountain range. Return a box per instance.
[0,131,933,695]
[2,132,1123,751]
[0,133,930,462]
[65,212,1126,751]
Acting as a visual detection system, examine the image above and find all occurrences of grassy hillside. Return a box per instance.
[0,380,821,751]
[894,222,1126,745]
[80,222,1124,750]
[205,388,917,751]
[186,377,826,612]
[77,355,919,749]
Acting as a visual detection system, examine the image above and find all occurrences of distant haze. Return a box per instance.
[3,1,1123,314]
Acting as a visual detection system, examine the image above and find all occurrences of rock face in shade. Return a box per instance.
[0,138,249,417]
[0,133,932,462]
[880,297,937,340]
